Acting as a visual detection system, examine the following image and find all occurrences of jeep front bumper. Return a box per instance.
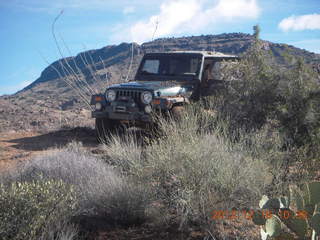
[92,100,152,122]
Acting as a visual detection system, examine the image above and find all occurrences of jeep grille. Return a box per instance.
[116,90,142,102]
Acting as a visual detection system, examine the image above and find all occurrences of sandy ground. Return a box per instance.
[0,127,97,172]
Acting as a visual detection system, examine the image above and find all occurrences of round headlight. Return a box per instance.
[141,91,152,104]
[106,89,116,102]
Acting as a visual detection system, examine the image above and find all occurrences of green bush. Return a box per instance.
[0,179,77,240]
[277,59,320,148]
[210,39,280,134]
[209,37,320,152]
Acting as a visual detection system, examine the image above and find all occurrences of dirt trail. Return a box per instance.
[0,127,97,171]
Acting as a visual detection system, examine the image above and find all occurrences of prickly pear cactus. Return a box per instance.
[252,182,320,240]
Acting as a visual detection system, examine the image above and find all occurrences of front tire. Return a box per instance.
[95,118,123,142]
[170,106,185,120]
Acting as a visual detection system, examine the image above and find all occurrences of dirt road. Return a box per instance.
[0,127,97,171]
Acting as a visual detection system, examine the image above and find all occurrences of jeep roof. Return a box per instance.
[143,50,239,60]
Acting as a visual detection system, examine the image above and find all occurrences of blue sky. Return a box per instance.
[0,0,319,95]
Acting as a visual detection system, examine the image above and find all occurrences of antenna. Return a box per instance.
[151,19,159,42]
[52,10,64,58]
[162,38,165,52]
[125,42,134,82]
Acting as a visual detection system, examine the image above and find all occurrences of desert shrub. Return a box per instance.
[276,59,320,148]
[208,36,320,149]
[5,142,150,226]
[149,109,284,225]
[208,39,280,135]
[0,179,77,240]
[104,105,286,229]
[102,132,144,173]
[41,223,79,240]
[203,37,320,185]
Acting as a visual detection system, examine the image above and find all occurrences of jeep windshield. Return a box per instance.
[135,53,202,81]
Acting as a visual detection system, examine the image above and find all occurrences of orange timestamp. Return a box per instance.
[211,209,309,220]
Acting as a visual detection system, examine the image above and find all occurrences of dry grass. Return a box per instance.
[102,104,287,236]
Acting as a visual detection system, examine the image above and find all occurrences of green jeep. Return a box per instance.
[90,51,238,136]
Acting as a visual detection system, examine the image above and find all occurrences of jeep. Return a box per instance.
[90,51,239,137]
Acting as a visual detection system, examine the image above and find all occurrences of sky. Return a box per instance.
[0,0,319,95]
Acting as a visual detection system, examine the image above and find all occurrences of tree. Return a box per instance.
[253,24,261,40]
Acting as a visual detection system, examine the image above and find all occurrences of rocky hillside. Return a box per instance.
[1,33,319,132]
[22,33,320,92]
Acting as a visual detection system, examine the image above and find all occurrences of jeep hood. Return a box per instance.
[108,81,195,97]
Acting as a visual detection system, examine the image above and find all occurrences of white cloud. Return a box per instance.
[119,0,261,43]
[130,0,201,43]
[213,0,260,19]
[123,6,135,15]
[279,14,320,32]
